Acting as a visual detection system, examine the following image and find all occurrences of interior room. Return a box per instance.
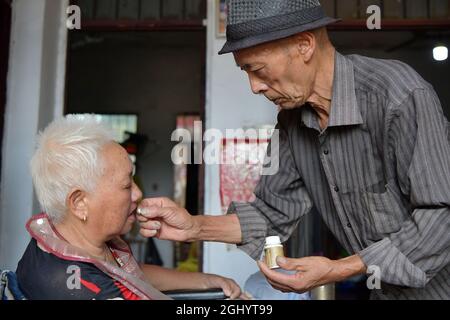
[0,0,449,301]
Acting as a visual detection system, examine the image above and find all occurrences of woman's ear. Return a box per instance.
[66,188,89,222]
[295,32,316,63]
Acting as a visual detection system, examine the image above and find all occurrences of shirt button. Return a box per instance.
[323,150,329,155]
[334,186,340,192]
[347,223,352,228]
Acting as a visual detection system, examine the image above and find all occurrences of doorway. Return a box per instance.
[65,30,206,269]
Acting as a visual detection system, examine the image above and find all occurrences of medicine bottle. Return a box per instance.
[264,236,284,269]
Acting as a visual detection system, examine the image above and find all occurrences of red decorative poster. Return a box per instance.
[220,139,270,213]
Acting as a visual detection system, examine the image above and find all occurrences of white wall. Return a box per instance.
[0,0,68,270]
[203,0,278,288]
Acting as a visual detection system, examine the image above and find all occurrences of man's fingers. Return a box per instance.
[139,220,161,230]
[138,206,175,220]
[258,261,300,293]
[140,228,158,238]
[257,260,299,289]
[276,257,303,271]
[139,197,177,210]
[267,278,292,293]
[136,205,160,218]
[137,214,149,222]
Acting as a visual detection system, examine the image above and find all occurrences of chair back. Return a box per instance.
[0,270,27,300]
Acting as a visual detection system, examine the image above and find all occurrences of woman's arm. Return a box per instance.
[139,264,242,299]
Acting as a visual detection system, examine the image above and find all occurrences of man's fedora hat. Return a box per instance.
[219,0,341,55]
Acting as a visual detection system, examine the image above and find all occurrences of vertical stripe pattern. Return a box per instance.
[229,52,450,300]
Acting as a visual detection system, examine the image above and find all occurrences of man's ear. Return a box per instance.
[295,32,316,63]
[66,188,89,221]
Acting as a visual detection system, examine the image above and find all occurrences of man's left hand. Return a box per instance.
[257,256,343,294]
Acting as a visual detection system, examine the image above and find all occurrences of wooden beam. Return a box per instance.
[329,19,450,31]
[79,19,205,31]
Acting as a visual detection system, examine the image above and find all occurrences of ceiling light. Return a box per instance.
[433,45,448,61]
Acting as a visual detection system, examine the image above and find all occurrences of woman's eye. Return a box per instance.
[254,66,265,73]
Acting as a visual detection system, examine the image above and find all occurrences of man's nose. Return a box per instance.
[249,75,268,94]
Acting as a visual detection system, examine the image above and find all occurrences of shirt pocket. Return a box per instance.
[362,181,410,238]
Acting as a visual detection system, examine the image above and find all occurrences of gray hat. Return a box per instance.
[219,0,340,55]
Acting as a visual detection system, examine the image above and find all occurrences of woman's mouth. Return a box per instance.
[128,207,137,217]
[127,213,136,223]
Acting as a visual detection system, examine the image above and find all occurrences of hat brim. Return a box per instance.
[219,16,341,55]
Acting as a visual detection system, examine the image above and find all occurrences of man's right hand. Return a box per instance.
[137,197,198,242]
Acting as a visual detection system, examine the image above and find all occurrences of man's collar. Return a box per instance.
[301,52,363,130]
[328,52,363,127]
[301,105,321,131]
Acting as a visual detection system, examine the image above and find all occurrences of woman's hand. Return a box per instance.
[202,274,244,300]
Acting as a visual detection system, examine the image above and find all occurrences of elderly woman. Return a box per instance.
[16,115,242,300]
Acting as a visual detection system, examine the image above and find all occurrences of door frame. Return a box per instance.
[0,0,12,178]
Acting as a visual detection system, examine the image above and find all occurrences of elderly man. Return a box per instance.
[138,0,450,300]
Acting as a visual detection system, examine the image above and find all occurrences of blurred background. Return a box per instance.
[0,0,449,299]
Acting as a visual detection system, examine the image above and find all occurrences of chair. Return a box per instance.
[0,269,226,300]
[0,270,27,300]
[163,288,226,300]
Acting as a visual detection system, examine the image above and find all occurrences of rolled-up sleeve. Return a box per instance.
[358,88,450,288]
[228,112,313,259]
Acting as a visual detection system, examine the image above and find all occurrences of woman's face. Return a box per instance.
[86,142,142,240]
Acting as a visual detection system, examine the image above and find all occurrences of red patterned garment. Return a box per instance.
[16,214,170,300]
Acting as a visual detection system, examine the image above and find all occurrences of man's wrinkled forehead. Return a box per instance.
[233,42,277,69]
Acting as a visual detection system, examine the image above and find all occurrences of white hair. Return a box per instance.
[30,115,116,222]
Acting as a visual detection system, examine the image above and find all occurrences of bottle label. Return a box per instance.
[264,246,284,269]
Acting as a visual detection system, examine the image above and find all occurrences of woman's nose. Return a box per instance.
[131,181,143,203]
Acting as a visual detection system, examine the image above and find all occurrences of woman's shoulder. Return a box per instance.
[16,239,133,300]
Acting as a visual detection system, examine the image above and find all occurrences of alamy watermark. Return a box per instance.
[66,265,81,290]
[366,5,382,30]
[366,265,382,290]
[66,3,382,31]
[171,121,280,176]
[66,5,81,30]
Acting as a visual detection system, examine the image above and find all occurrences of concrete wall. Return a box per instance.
[0,0,68,270]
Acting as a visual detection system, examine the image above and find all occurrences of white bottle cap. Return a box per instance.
[265,236,281,246]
